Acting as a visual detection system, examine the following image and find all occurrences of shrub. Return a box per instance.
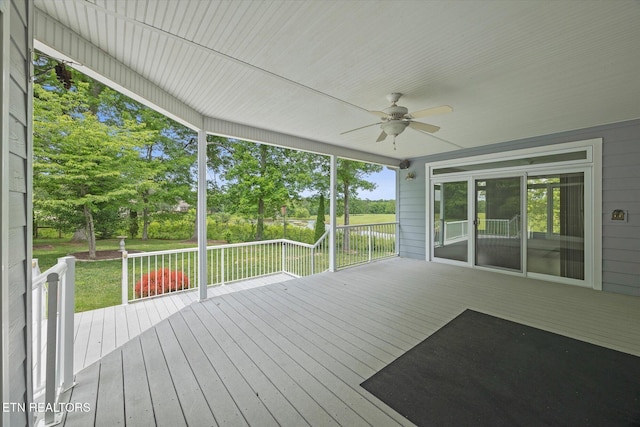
[134,268,190,298]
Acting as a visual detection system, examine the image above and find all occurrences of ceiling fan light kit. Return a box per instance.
[381,120,409,144]
[342,93,452,150]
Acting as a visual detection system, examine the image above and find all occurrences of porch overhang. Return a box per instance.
[33,1,640,162]
[33,11,399,167]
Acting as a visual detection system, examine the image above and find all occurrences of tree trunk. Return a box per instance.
[128,210,139,238]
[84,205,97,259]
[256,198,264,240]
[256,144,268,241]
[71,228,87,242]
[342,182,350,251]
[190,208,198,241]
[142,198,150,240]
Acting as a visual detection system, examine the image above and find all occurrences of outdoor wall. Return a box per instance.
[398,118,640,296]
[1,0,33,425]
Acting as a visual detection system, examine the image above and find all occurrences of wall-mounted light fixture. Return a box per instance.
[405,171,416,181]
[610,209,628,222]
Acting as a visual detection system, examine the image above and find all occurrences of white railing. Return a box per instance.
[478,215,521,238]
[435,216,521,247]
[31,256,75,425]
[122,232,330,303]
[335,222,398,269]
[478,218,510,237]
[283,231,330,277]
[434,219,468,247]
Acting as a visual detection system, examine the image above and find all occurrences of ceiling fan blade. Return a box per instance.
[376,130,388,142]
[408,105,453,119]
[409,121,440,134]
[369,110,389,118]
[340,122,381,135]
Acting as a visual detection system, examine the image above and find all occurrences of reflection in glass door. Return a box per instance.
[475,177,522,271]
[527,172,584,279]
[433,181,468,262]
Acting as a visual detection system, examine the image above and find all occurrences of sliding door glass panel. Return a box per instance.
[475,177,522,271]
[433,181,468,262]
[527,173,584,279]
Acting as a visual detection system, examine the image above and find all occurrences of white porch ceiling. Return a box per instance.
[34,0,640,164]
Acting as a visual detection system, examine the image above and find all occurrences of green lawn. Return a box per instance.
[336,214,396,225]
[33,238,199,313]
[307,213,396,225]
[33,214,396,313]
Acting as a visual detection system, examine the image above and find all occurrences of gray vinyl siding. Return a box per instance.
[3,0,32,425]
[398,118,640,296]
[398,166,426,260]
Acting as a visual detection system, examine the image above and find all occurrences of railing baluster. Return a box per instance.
[44,272,58,425]
[221,247,226,285]
[122,251,129,304]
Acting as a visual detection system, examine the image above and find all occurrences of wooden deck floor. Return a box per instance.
[73,273,295,373]
[60,259,640,426]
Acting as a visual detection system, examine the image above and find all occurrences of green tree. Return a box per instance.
[336,159,383,226]
[33,81,151,258]
[211,140,319,240]
[314,194,326,242]
[34,51,199,243]
[91,79,198,239]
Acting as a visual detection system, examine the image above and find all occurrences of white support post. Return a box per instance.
[59,256,75,392]
[197,129,208,301]
[395,168,400,256]
[121,251,128,304]
[329,155,337,272]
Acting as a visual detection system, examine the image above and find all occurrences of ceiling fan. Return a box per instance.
[341,93,452,149]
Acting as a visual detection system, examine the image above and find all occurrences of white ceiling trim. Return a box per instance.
[34,9,203,130]
[205,116,399,166]
[33,8,398,166]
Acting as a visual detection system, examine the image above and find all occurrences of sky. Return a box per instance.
[358,167,397,200]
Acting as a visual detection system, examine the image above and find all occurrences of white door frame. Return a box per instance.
[425,139,602,290]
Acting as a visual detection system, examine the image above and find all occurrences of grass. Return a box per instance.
[306,213,396,225]
[33,238,200,313]
[33,214,397,313]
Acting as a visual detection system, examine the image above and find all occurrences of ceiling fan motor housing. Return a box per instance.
[383,105,409,120]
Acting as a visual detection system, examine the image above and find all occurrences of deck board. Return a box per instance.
[71,273,294,372]
[60,362,99,427]
[168,313,249,426]
[225,291,409,426]
[190,302,308,425]
[138,329,185,427]
[94,346,125,426]
[60,259,640,426]
[179,307,279,427]
[121,338,154,426]
[153,319,217,425]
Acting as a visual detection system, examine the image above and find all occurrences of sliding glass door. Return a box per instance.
[433,181,468,262]
[431,171,588,282]
[475,177,522,272]
[428,140,599,288]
